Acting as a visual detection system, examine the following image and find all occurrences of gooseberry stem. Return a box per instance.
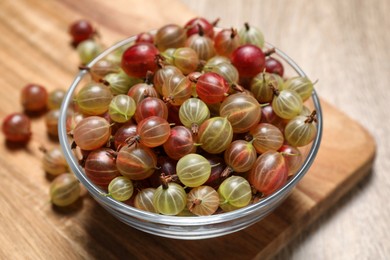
[305,110,317,123]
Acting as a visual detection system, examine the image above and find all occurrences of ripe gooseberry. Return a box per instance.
[154,24,187,51]
[219,93,261,133]
[134,188,157,213]
[107,176,134,201]
[163,126,197,160]
[73,116,111,150]
[2,113,32,143]
[284,111,317,147]
[41,147,69,176]
[69,20,95,45]
[248,150,288,195]
[214,28,240,58]
[50,173,81,207]
[21,84,48,112]
[130,116,171,148]
[231,44,265,78]
[185,27,216,61]
[116,145,157,180]
[84,148,120,188]
[176,154,211,187]
[222,140,257,177]
[198,116,233,154]
[184,17,215,38]
[121,43,159,78]
[187,186,219,216]
[238,22,265,48]
[153,181,187,215]
[194,72,229,104]
[218,176,252,210]
[74,82,113,116]
[134,97,168,123]
[265,57,284,77]
[249,123,285,153]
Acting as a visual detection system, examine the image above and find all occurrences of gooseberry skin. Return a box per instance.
[283,76,314,102]
[135,32,154,44]
[179,98,210,133]
[68,20,95,44]
[116,145,157,180]
[2,113,32,142]
[127,82,159,105]
[284,115,317,147]
[196,72,230,104]
[134,97,168,123]
[84,148,120,188]
[121,43,159,78]
[176,154,211,187]
[214,28,240,58]
[250,72,283,104]
[75,82,113,116]
[231,44,266,78]
[265,57,284,77]
[219,93,261,133]
[185,33,216,61]
[113,122,137,150]
[218,175,252,208]
[50,173,81,207]
[204,56,231,67]
[136,116,171,148]
[155,24,187,51]
[108,176,134,201]
[198,117,233,154]
[279,144,303,175]
[163,126,196,160]
[153,65,183,95]
[272,89,303,119]
[134,188,157,213]
[162,73,192,106]
[238,23,264,48]
[248,150,288,195]
[21,84,48,112]
[47,89,66,110]
[77,40,102,65]
[108,94,136,123]
[104,72,142,95]
[42,147,69,176]
[204,156,226,188]
[187,186,220,216]
[224,140,257,173]
[90,59,120,82]
[184,17,214,38]
[73,116,111,150]
[171,47,199,75]
[203,62,239,87]
[45,109,61,137]
[153,182,187,215]
[66,112,86,134]
[249,123,284,154]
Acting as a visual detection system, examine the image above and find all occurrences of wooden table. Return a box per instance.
[0,0,387,259]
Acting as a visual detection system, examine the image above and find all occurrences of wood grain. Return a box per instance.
[0,0,381,259]
[181,0,390,259]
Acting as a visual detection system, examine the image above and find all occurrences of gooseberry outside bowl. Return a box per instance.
[58,31,323,240]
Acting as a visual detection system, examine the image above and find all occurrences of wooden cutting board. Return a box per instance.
[0,0,376,259]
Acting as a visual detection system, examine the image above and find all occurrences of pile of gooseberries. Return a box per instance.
[66,17,318,217]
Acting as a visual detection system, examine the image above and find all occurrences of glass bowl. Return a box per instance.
[58,32,323,240]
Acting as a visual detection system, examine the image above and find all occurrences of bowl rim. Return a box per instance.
[58,34,323,226]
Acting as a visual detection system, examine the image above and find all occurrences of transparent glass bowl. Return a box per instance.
[59,33,323,240]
